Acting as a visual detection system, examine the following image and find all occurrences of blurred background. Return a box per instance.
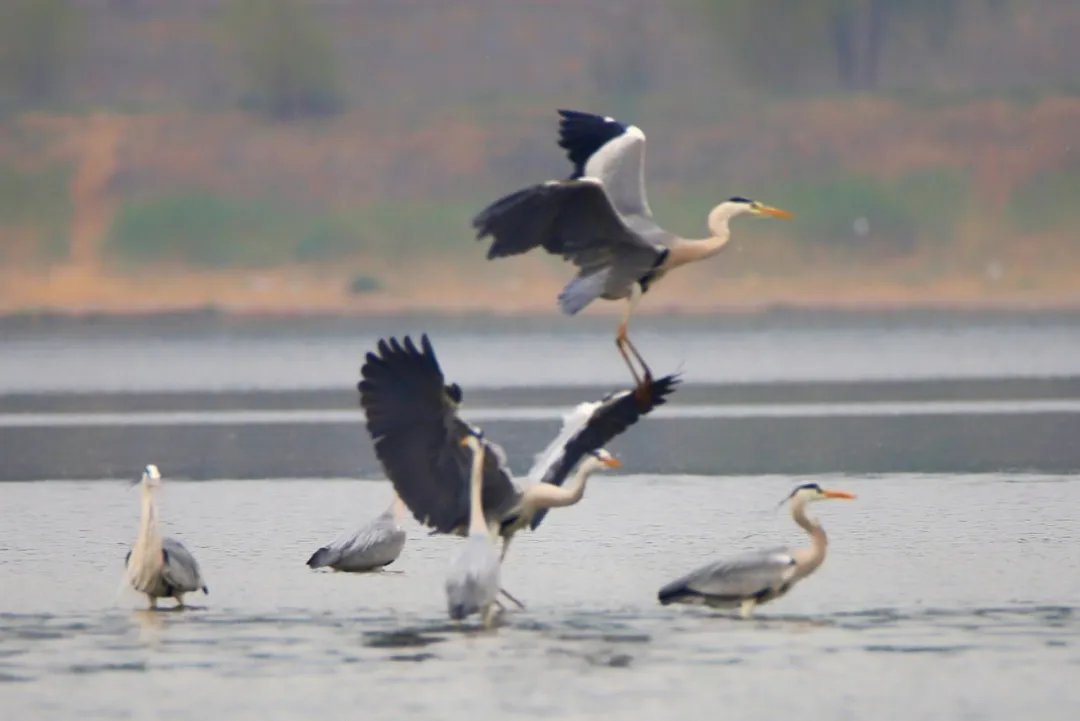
[0,0,1078,315]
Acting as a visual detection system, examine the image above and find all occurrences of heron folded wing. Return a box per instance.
[662,550,796,603]
[160,537,206,594]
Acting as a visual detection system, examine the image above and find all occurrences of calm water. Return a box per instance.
[3,312,1080,392]
[2,474,1078,720]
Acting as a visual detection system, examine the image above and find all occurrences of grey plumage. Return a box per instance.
[658,484,855,617]
[307,497,407,572]
[658,549,796,608]
[445,533,500,622]
[125,464,207,608]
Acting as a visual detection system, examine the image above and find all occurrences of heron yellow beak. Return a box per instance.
[756,204,793,220]
[823,489,856,500]
[601,456,623,469]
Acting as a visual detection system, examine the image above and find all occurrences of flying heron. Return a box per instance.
[306,491,408,572]
[657,483,855,618]
[473,109,792,391]
[358,335,677,563]
[124,464,208,609]
[445,432,502,627]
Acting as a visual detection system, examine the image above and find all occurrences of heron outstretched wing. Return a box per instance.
[161,537,206,594]
[659,549,797,604]
[359,335,518,534]
[528,373,679,530]
[473,179,664,315]
[557,109,652,220]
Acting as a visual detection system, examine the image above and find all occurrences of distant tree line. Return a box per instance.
[700,0,1007,92]
[1,0,343,120]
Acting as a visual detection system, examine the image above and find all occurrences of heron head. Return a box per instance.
[134,464,162,489]
[588,448,623,469]
[459,428,484,452]
[727,196,793,220]
[785,482,855,505]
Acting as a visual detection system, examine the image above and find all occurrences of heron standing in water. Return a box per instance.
[473,109,792,392]
[306,491,408,572]
[445,432,501,627]
[125,464,208,609]
[658,483,855,618]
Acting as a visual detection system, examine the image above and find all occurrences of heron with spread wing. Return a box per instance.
[473,109,791,392]
[358,335,678,568]
[658,483,855,618]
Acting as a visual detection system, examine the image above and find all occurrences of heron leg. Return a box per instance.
[146,595,157,610]
[482,603,500,629]
[616,284,653,398]
[499,587,526,610]
[739,598,757,619]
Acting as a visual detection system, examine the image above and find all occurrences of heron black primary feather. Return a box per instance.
[557,109,628,178]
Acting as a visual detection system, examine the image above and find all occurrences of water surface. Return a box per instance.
[2,474,1077,720]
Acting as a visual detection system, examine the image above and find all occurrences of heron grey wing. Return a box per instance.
[529,374,680,530]
[359,335,516,535]
[475,181,662,269]
[662,550,796,602]
[308,510,392,569]
[160,537,206,594]
[557,109,653,220]
[333,515,406,570]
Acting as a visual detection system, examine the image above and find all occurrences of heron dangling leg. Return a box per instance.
[616,283,653,401]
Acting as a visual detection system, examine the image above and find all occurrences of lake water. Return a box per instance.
[1,312,1079,719]
[1,474,1078,720]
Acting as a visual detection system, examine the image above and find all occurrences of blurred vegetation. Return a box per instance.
[219,0,342,119]
[699,0,1002,92]
[105,191,489,267]
[1008,162,1080,236]
[768,169,971,254]
[0,0,83,106]
[0,161,71,262]
[107,192,353,267]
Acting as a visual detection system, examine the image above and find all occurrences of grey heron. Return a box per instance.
[658,483,855,618]
[473,109,792,392]
[445,432,501,627]
[124,464,208,609]
[358,335,676,566]
[306,491,408,572]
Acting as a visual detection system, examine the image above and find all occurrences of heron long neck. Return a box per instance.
[136,486,162,551]
[467,443,487,536]
[665,204,743,270]
[390,492,407,525]
[791,498,827,577]
[529,457,603,511]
